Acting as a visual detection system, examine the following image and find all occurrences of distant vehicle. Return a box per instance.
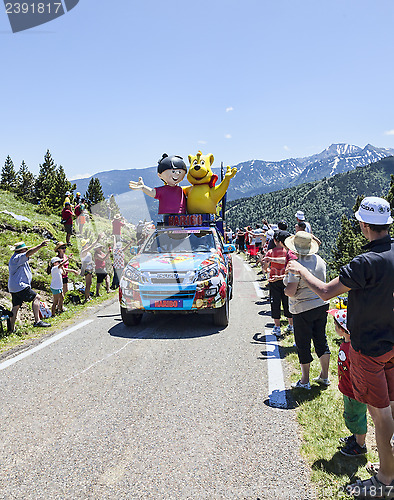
[119,218,235,327]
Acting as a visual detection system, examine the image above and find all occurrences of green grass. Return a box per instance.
[280,311,378,499]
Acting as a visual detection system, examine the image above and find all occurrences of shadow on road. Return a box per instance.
[108,313,225,340]
[263,391,298,410]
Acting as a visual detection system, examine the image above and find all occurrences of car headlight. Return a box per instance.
[195,263,219,282]
[124,265,141,282]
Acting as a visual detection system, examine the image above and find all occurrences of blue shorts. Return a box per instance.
[51,288,63,295]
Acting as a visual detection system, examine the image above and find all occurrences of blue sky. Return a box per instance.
[1,0,394,180]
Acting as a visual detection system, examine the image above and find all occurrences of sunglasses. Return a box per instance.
[59,246,67,250]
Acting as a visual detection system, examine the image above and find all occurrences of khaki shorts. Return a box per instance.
[349,344,394,408]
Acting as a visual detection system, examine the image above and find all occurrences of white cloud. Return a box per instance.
[225,134,232,139]
[226,107,234,112]
[384,130,394,136]
[283,145,290,151]
[70,173,92,180]
[198,140,207,145]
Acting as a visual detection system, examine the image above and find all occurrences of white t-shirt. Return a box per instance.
[283,254,328,314]
[81,252,94,273]
[51,265,63,290]
[253,228,264,243]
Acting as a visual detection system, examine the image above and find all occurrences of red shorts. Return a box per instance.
[349,345,394,408]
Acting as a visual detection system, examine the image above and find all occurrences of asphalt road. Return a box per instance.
[0,255,316,500]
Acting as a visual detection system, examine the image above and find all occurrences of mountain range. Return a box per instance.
[225,155,394,263]
[73,143,394,223]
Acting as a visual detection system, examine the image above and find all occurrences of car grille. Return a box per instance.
[140,289,195,301]
[147,271,192,284]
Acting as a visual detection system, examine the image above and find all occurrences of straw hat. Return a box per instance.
[284,231,319,256]
[13,241,29,252]
[54,241,67,252]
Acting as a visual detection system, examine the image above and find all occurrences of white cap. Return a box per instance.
[355,197,393,225]
[295,210,305,220]
[51,256,62,264]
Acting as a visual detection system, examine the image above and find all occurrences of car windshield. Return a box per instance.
[143,230,216,253]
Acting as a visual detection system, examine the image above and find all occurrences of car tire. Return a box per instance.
[121,307,143,326]
[213,295,229,327]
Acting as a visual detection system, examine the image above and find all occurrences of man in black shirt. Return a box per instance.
[287,196,394,497]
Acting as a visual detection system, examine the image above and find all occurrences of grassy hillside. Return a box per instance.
[226,156,394,261]
[0,191,136,342]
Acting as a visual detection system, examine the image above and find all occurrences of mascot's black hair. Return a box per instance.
[157,153,187,174]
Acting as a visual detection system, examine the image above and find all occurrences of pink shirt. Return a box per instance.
[154,185,187,214]
[112,219,125,235]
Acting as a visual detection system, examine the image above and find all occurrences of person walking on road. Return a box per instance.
[8,240,51,331]
[286,197,394,498]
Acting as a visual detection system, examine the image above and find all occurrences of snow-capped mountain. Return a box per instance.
[225,143,394,200]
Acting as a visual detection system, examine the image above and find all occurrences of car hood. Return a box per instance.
[130,252,218,272]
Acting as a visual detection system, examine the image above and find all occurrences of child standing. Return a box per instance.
[329,308,368,456]
[50,257,65,316]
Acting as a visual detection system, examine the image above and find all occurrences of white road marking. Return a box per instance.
[243,262,253,272]
[265,329,288,408]
[64,339,137,382]
[64,319,173,382]
[0,319,94,371]
[253,281,264,298]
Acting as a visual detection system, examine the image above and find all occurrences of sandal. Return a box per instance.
[347,475,394,499]
[365,462,380,475]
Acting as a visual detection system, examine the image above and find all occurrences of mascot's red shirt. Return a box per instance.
[155,185,187,214]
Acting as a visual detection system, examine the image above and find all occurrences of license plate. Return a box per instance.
[150,299,183,308]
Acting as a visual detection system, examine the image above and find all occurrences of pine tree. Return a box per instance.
[35,150,57,202]
[387,174,394,209]
[108,194,120,219]
[386,174,394,236]
[47,165,76,212]
[0,155,17,192]
[330,215,358,275]
[15,160,35,202]
[85,177,106,215]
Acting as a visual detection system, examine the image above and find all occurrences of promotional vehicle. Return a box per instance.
[119,217,234,327]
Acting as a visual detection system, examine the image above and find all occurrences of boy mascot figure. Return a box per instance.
[184,151,237,214]
[129,154,187,214]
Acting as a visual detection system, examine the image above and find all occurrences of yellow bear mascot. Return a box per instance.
[184,151,237,214]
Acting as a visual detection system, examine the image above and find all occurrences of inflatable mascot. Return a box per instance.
[129,154,187,214]
[184,151,237,214]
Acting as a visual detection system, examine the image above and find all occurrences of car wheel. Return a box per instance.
[121,307,143,326]
[212,295,229,327]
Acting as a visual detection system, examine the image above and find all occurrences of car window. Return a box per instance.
[143,230,216,253]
